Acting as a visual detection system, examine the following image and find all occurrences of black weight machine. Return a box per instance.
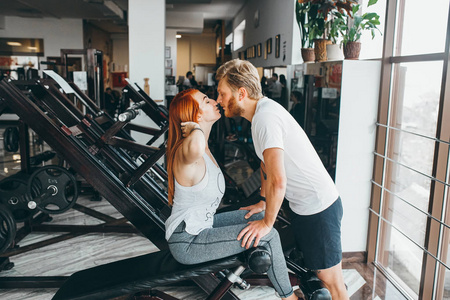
[0,77,331,300]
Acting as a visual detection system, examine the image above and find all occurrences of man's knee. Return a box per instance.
[316,262,345,286]
[316,262,348,298]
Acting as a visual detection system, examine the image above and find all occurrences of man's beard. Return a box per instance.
[225,94,244,117]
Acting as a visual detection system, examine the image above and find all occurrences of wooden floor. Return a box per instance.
[0,195,409,300]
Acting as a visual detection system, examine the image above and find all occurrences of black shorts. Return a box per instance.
[291,197,343,270]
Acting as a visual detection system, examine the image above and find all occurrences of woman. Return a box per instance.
[165,89,298,300]
[289,91,305,128]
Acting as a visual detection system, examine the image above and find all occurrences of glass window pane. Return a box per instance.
[383,161,430,247]
[390,61,442,138]
[378,220,422,298]
[399,0,449,55]
[388,129,436,178]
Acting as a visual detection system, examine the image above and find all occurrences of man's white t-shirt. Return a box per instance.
[251,97,339,216]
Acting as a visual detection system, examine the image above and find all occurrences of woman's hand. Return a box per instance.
[181,122,201,137]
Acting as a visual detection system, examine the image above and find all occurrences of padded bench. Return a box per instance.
[52,249,251,300]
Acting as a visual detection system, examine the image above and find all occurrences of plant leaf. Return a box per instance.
[368,0,378,7]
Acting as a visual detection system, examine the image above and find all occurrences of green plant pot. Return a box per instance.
[343,41,361,60]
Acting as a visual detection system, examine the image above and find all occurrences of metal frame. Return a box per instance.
[0,76,331,299]
[60,49,104,109]
[0,78,241,299]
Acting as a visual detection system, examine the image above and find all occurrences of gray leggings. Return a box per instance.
[167,210,294,298]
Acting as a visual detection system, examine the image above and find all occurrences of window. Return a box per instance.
[368,1,450,299]
[233,20,246,51]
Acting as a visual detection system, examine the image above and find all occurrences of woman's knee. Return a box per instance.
[261,227,281,249]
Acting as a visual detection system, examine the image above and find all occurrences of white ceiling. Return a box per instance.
[1,0,248,33]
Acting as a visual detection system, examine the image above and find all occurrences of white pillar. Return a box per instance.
[128,0,165,144]
[129,0,165,99]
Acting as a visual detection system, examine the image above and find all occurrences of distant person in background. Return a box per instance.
[266,73,282,105]
[183,71,194,90]
[279,74,288,110]
[190,75,199,89]
[104,87,119,117]
[290,91,305,128]
[261,76,268,96]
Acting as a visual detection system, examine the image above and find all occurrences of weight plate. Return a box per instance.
[0,177,35,222]
[0,204,17,253]
[27,165,79,214]
[3,127,19,153]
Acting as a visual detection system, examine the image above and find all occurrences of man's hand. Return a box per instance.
[239,200,266,219]
[237,219,272,249]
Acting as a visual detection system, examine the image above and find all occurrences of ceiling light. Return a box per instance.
[7,42,22,47]
[28,46,38,50]
[176,34,182,38]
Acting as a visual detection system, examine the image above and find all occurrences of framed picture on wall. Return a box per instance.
[275,34,280,58]
[266,38,272,54]
[165,68,172,76]
[257,43,262,57]
[165,59,172,68]
[165,46,171,58]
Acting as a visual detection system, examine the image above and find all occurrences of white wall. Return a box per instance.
[111,33,129,72]
[128,0,165,145]
[231,0,297,68]
[335,60,381,252]
[0,16,83,58]
[176,33,216,80]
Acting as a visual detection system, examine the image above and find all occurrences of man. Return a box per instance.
[183,71,194,90]
[104,87,118,117]
[216,59,349,300]
[266,73,282,104]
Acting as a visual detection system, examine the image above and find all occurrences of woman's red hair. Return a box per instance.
[166,89,200,205]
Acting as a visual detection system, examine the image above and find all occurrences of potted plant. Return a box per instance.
[325,12,346,60]
[337,0,382,59]
[297,0,357,62]
[295,1,317,62]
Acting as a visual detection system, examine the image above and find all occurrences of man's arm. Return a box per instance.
[260,147,286,227]
[237,147,286,248]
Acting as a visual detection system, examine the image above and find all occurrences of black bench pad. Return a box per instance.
[52,249,244,300]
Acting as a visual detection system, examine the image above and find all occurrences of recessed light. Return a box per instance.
[7,42,22,47]
[28,46,38,50]
[176,34,182,38]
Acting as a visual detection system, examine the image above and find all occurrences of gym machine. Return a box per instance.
[0,76,331,300]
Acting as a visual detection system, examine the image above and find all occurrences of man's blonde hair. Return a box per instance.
[216,59,263,100]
